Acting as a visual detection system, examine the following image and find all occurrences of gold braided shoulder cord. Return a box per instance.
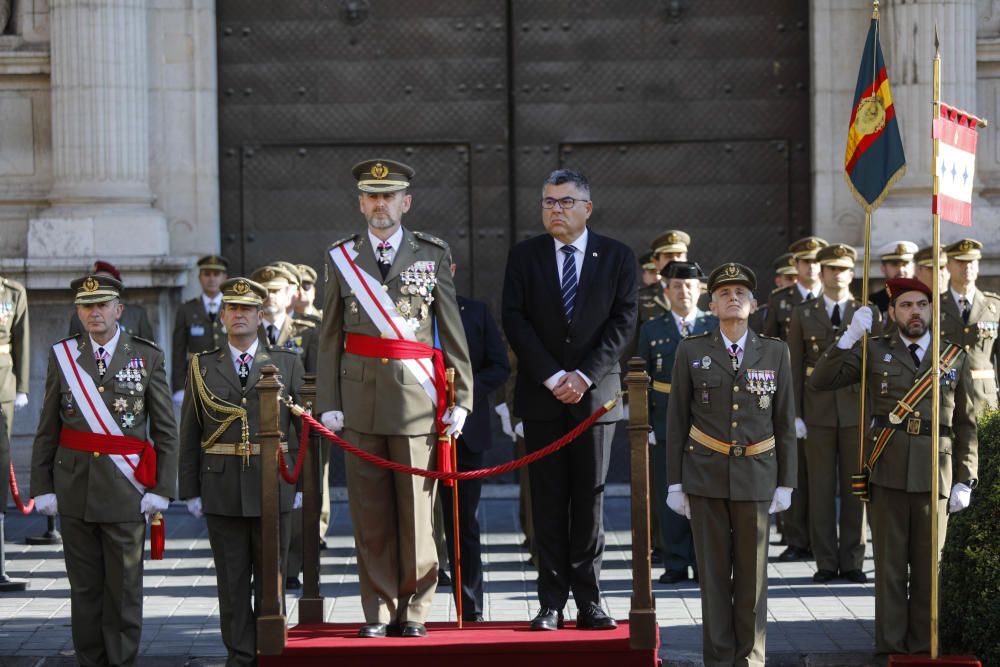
[190,353,250,450]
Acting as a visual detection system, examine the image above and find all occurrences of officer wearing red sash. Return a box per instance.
[315,159,473,638]
[30,274,178,667]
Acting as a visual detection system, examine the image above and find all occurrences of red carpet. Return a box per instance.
[888,657,981,666]
[260,620,660,667]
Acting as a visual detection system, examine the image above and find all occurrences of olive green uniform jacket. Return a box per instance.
[171,297,227,390]
[939,288,1000,416]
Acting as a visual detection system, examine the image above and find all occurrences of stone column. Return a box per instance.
[28,0,169,258]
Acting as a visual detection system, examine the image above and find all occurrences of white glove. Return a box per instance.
[494,403,516,441]
[948,483,972,513]
[185,497,203,518]
[34,493,58,516]
[795,418,808,439]
[140,492,170,519]
[514,421,524,438]
[838,306,873,349]
[320,410,344,432]
[666,484,691,519]
[14,393,28,410]
[622,404,630,421]
[443,406,469,437]
[768,486,794,514]
[293,492,303,509]
[172,390,184,406]
[647,431,656,445]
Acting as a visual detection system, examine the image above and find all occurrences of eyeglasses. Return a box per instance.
[541,196,590,210]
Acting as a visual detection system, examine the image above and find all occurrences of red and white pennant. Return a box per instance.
[932,103,982,226]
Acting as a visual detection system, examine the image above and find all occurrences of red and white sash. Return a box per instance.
[53,340,145,495]
[330,241,438,407]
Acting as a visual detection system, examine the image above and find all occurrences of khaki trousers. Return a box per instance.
[343,429,438,625]
[689,495,770,667]
[804,425,867,572]
[869,484,948,657]
[782,438,811,550]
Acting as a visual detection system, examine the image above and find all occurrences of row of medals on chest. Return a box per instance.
[349,267,437,326]
[694,355,777,410]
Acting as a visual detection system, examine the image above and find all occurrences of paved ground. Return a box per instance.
[0,486,879,666]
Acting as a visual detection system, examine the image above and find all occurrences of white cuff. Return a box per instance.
[543,370,567,391]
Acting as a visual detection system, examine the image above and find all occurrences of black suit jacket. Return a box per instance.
[456,295,511,453]
[502,229,638,424]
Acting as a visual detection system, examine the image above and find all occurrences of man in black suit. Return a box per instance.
[440,264,511,622]
[502,169,638,631]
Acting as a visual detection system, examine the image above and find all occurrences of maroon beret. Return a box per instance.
[93,260,122,282]
[886,277,932,301]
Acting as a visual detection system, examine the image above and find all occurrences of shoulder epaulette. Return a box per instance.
[54,333,81,345]
[757,334,783,342]
[329,234,357,250]
[412,230,449,248]
[982,290,1000,300]
[267,346,298,357]
[196,347,221,357]
[769,285,792,297]
[131,335,161,350]
[292,316,317,329]
[686,331,711,339]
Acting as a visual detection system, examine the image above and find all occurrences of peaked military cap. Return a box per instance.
[197,255,229,272]
[886,277,932,301]
[914,246,947,267]
[817,243,857,268]
[877,241,917,263]
[72,274,123,305]
[220,278,267,307]
[773,252,797,276]
[707,262,756,293]
[788,236,828,260]
[664,260,706,281]
[271,261,302,286]
[352,158,414,193]
[250,265,294,291]
[297,264,318,284]
[639,250,657,271]
[944,238,982,261]
[651,230,691,256]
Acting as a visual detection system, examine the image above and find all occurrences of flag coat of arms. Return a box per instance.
[933,103,981,226]
[844,14,906,210]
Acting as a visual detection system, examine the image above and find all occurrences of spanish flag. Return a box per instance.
[844,9,906,211]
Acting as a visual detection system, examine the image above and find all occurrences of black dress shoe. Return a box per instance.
[650,548,663,565]
[841,569,868,583]
[319,538,328,549]
[576,603,617,630]
[358,623,387,638]
[658,569,690,584]
[285,576,302,590]
[401,622,427,637]
[776,546,811,562]
[463,613,486,622]
[530,607,564,631]
[813,569,838,583]
[437,569,452,587]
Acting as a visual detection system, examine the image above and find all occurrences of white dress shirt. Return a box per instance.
[672,310,697,336]
[262,313,286,343]
[90,325,122,361]
[202,293,222,316]
[228,338,260,374]
[822,294,850,320]
[950,287,975,311]
[720,330,749,367]
[543,228,592,390]
[369,226,404,266]
[899,331,931,363]
[797,283,819,301]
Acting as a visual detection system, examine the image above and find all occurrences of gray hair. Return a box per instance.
[542,169,591,198]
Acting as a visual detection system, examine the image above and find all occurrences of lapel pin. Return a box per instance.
[883,353,892,362]
[701,355,712,369]
[592,252,598,257]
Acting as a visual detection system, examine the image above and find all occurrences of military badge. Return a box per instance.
[121,413,136,429]
[692,359,701,369]
[883,353,892,362]
[880,380,889,396]
[0,302,12,326]
[133,398,144,413]
[701,355,712,370]
[747,368,776,410]
[134,382,143,393]
[83,277,100,292]
[854,95,886,135]
[113,397,128,413]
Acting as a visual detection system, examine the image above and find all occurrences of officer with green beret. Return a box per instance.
[31,274,178,667]
[666,262,796,667]
[315,158,473,638]
[171,255,229,403]
[179,277,305,666]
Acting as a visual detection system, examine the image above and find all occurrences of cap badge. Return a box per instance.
[896,244,907,255]
[724,264,739,277]
[233,280,250,295]
[959,240,973,252]
[83,277,99,292]
[666,233,678,244]
[261,269,274,281]
[371,162,389,179]
[834,246,847,257]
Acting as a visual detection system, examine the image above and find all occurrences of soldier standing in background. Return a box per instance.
[171,255,228,403]
[869,241,917,316]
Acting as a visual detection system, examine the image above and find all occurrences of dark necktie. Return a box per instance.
[267,324,278,345]
[95,347,108,377]
[908,343,921,367]
[377,241,393,280]
[560,245,578,321]
[680,320,690,337]
[207,307,216,323]
[830,303,842,327]
[729,343,740,371]
[960,297,971,324]
[237,352,252,388]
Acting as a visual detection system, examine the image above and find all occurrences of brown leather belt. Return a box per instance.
[689,425,775,457]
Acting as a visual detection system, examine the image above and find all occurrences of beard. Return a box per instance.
[367,212,398,229]
[900,316,929,338]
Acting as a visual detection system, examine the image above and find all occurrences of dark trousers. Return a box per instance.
[524,418,614,610]
[60,517,146,667]
[206,514,291,667]
[652,439,695,572]
[440,444,485,618]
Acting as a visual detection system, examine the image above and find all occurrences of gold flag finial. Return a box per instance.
[872,0,879,20]
[934,23,940,56]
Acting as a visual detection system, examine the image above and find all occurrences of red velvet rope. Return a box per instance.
[277,418,313,485]
[9,462,35,515]
[283,402,612,482]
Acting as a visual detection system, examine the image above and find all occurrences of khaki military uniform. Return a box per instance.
[315,228,473,626]
[259,316,317,374]
[940,288,1000,416]
[30,331,178,667]
[0,276,29,507]
[787,298,867,574]
[812,334,977,657]
[179,344,303,666]
[666,330,797,667]
[171,296,227,390]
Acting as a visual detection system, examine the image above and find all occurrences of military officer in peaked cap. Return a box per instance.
[179,277,304,666]
[914,245,949,291]
[293,263,323,322]
[870,241,917,315]
[940,239,1000,416]
[251,264,317,374]
[68,260,156,342]
[315,158,473,638]
[811,277,978,659]
[749,253,797,335]
[666,262,796,667]
[31,274,178,667]
[787,243,869,583]
[638,230,691,323]
[172,255,229,403]
[0,265,29,517]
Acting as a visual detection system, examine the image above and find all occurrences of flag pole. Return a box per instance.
[929,26,942,660]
